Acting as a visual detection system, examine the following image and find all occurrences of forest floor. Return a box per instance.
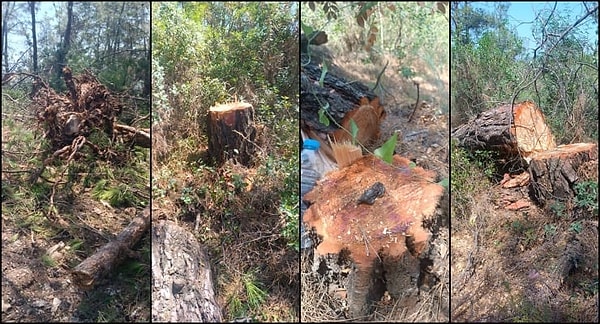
[450,169,598,322]
[1,93,151,322]
[151,101,299,321]
[300,38,450,322]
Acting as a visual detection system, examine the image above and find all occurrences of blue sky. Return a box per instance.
[473,2,598,54]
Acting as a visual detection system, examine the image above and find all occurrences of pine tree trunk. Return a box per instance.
[451,101,556,162]
[152,220,222,322]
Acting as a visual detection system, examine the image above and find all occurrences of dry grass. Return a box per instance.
[450,142,598,322]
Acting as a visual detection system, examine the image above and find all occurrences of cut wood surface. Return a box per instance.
[208,102,256,166]
[452,101,556,161]
[303,154,445,316]
[152,220,222,322]
[528,143,598,207]
[71,207,150,289]
[301,61,385,160]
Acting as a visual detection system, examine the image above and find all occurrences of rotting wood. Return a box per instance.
[72,207,150,289]
[207,102,256,167]
[152,220,222,322]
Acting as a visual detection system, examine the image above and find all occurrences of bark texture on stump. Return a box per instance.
[301,62,385,160]
[528,143,598,207]
[152,220,222,322]
[208,102,256,167]
[452,101,556,161]
[72,207,150,289]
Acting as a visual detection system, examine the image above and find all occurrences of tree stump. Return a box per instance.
[301,61,385,160]
[152,220,222,322]
[303,154,445,316]
[451,100,556,162]
[207,102,256,166]
[528,143,598,207]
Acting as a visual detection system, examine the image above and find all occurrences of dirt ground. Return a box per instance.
[1,101,151,322]
[451,177,599,322]
[301,39,450,322]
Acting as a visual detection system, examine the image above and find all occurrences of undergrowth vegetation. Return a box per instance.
[151,2,299,321]
[451,3,597,322]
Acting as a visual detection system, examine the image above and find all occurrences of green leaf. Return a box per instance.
[319,61,328,87]
[318,103,330,126]
[301,20,314,37]
[374,133,397,164]
[349,119,359,144]
[437,177,449,189]
[409,161,417,168]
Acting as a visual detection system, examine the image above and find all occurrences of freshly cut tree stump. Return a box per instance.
[452,101,556,161]
[72,207,150,289]
[208,102,256,166]
[152,220,222,322]
[303,154,445,316]
[528,143,598,207]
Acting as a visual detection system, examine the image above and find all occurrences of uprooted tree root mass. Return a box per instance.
[30,67,149,182]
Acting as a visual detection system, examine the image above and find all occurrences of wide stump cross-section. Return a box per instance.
[208,102,256,166]
[303,154,445,316]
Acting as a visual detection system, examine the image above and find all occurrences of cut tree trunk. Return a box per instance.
[207,102,256,167]
[528,143,598,207]
[451,101,556,162]
[71,207,150,289]
[301,61,385,160]
[152,220,222,322]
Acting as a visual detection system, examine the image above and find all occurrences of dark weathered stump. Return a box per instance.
[528,143,598,207]
[452,101,556,162]
[207,102,256,166]
[152,220,222,322]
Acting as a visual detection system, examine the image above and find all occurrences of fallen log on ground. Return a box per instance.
[152,220,222,322]
[452,100,598,210]
[71,207,150,289]
[303,154,445,317]
[301,60,385,160]
[451,100,556,163]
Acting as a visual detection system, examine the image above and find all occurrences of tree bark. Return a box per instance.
[29,1,38,74]
[207,102,256,167]
[301,61,385,160]
[528,143,598,207]
[152,220,222,323]
[451,100,556,162]
[71,207,150,289]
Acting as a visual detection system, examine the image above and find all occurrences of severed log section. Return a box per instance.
[301,61,385,160]
[152,220,222,323]
[303,154,445,316]
[451,100,556,162]
[528,143,598,207]
[72,207,150,289]
[207,102,256,167]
